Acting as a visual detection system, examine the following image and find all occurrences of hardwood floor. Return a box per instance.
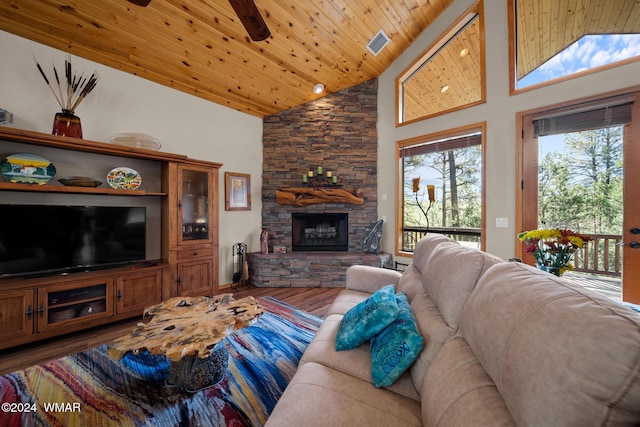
[0,286,341,376]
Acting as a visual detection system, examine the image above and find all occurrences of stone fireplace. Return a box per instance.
[247,79,392,287]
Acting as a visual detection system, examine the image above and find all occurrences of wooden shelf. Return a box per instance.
[49,296,106,309]
[0,127,188,162]
[276,187,364,206]
[0,182,166,196]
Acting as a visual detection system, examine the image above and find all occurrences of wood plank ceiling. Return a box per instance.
[1,1,638,118]
[0,0,453,117]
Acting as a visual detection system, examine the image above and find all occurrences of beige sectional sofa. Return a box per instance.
[265,234,640,426]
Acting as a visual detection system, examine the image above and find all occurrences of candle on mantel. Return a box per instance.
[308,170,314,177]
[326,171,332,178]
[302,174,308,183]
[318,166,323,175]
[332,175,338,184]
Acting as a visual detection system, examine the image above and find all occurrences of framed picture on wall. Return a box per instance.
[225,172,251,211]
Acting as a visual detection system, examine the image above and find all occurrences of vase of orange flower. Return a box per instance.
[517,228,591,276]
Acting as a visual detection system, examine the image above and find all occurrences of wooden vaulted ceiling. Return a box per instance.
[0,0,453,118]
[1,1,638,119]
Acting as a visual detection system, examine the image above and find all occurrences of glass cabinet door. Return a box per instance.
[179,167,212,245]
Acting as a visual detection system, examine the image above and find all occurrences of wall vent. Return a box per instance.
[367,30,390,56]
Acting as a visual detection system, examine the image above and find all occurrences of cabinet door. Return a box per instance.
[177,259,214,297]
[37,278,114,332]
[116,270,163,316]
[177,165,216,247]
[0,289,35,343]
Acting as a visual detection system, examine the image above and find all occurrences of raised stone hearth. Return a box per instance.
[247,252,392,288]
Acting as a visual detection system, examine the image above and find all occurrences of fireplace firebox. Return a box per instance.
[292,213,348,251]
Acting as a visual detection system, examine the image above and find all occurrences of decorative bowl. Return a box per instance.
[109,132,161,151]
[106,167,142,190]
[58,176,102,187]
[1,153,56,185]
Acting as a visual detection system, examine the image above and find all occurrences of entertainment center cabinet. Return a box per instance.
[0,127,221,349]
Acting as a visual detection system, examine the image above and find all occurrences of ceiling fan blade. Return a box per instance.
[127,0,152,6]
[228,0,271,42]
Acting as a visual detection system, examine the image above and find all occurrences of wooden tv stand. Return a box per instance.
[0,127,221,349]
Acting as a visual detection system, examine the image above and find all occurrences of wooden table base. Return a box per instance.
[166,343,230,392]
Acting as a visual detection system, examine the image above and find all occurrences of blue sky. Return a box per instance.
[518,34,640,87]
[523,34,640,155]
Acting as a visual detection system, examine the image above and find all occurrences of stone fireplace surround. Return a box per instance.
[247,79,392,288]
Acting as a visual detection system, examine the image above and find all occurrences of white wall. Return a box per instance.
[377,0,640,263]
[0,30,264,287]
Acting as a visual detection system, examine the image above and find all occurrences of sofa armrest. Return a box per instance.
[346,265,402,294]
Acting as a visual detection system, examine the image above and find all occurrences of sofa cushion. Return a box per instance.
[371,292,424,388]
[407,288,455,394]
[335,284,399,351]
[421,336,515,426]
[327,289,370,316]
[422,242,502,330]
[301,314,420,400]
[397,233,452,300]
[458,262,640,426]
[265,362,422,427]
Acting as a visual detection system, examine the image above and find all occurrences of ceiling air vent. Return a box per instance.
[367,30,390,56]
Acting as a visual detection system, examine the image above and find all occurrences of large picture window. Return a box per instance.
[396,124,485,255]
[396,1,485,125]
[509,0,640,92]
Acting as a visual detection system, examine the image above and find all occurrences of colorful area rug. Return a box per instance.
[0,296,321,427]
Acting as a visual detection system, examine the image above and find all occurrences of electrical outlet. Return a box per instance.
[495,217,508,228]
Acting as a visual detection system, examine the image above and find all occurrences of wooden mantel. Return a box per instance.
[276,187,364,206]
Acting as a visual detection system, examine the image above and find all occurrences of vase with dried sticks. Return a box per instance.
[34,55,99,139]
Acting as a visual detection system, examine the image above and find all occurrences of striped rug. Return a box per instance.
[0,296,321,427]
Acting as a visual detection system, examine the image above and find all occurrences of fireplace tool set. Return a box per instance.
[232,242,248,289]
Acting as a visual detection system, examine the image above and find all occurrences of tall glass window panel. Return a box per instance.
[397,2,485,125]
[512,0,640,91]
[397,127,484,253]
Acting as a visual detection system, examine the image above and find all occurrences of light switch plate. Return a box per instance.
[495,217,508,228]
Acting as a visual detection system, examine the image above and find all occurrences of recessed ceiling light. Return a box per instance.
[440,85,449,93]
[313,83,325,94]
[460,48,469,57]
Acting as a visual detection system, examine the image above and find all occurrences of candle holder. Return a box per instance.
[301,167,339,188]
[413,178,435,232]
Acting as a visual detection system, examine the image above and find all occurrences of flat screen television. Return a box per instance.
[0,204,146,278]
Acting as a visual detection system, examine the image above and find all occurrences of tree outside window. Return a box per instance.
[398,128,483,253]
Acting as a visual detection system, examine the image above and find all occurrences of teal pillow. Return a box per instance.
[370,292,424,388]
[335,284,399,351]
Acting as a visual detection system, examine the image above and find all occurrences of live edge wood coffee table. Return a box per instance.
[108,294,263,392]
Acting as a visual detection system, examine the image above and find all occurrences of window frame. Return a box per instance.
[396,0,486,127]
[508,0,640,96]
[395,122,487,257]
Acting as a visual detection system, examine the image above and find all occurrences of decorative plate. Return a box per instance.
[58,176,103,187]
[0,153,56,185]
[109,133,161,151]
[106,167,142,190]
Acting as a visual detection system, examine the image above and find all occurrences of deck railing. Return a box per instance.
[402,228,622,277]
[401,226,481,251]
[573,233,622,277]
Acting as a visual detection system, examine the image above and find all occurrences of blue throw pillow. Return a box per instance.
[335,284,399,351]
[370,292,424,388]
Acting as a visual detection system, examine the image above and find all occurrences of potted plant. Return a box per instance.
[517,228,591,276]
